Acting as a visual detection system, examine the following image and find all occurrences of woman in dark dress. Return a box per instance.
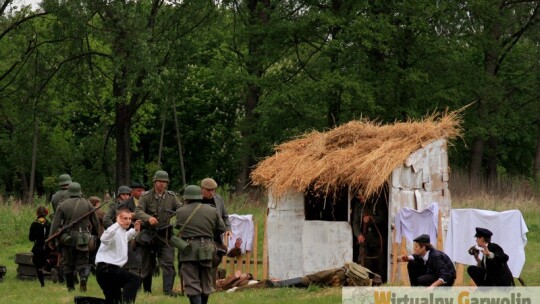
[28,206,51,287]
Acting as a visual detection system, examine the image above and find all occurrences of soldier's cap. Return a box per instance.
[475,227,493,238]
[413,234,430,244]
[201,177,218,190]
[130,179,147,189]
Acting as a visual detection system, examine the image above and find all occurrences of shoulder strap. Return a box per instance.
[176,203,203,236]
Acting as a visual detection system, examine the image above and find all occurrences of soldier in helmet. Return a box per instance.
[176,185,226,304]
[48,173,72,284]
[103,186,143,278]
[50,182,100,292]
[135,170,182,296]
[50,174,72,214]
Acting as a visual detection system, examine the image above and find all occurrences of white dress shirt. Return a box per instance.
[95,222,137,267]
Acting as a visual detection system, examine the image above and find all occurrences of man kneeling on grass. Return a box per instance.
[95,207,142,304]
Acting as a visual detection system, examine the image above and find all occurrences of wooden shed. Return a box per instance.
[251,112,461,281]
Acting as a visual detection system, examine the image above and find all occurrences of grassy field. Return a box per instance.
[0,193,538,303]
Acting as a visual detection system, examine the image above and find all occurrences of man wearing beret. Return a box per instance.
[400,234,456,287]
[467,227,514,286]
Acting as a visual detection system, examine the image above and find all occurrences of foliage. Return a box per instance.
[0,0,539,200]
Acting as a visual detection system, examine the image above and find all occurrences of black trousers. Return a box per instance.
[467,266,486,286]
[407,260,454,286]
[96,262,141,304]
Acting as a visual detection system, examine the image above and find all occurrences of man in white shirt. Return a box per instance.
[95,207,142,303]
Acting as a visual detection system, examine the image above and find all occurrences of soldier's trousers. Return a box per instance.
[141,243,176,294]
[61,246,91,289]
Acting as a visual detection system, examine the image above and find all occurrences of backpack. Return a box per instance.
[345,262,382,286]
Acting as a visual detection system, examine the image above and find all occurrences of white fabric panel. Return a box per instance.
[227,214,254,253]
[444,209,528,278]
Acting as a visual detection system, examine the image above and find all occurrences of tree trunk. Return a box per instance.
[235,0,270,192]
[486,135,498,184]
[469,136,484,180]
[115,102,131,188]
[28,115,38,204]
[534,119,540,182]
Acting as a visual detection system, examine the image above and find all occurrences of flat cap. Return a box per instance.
[130,179,147,189]
[475,227,493,238]
[201,178,218,189]
[413,234,430,244]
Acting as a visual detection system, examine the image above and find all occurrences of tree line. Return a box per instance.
[1,0,539,202]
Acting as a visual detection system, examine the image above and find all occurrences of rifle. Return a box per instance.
[45,200,110,243]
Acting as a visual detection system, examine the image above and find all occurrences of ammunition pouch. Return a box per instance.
[197,241,216,267]
[60,232,73,246]
[76,230,91,252]
[171,236,191,253]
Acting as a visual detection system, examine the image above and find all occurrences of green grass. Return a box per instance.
[1,195,539,303]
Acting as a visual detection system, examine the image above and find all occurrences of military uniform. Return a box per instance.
[352,196,388,282]
[176,200,226,303]
[135,188,181,295]
[50,190,100,292]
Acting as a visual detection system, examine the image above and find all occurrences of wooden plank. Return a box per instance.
[262,210,268,279]
[437,210,443,250]
[455,263,464,286]
[252,219,258,279]
[400,236,410,286]
[391,229,399,283]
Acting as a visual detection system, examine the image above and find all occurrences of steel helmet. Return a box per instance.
[153,170,170,182]
[117,186,131,196]
[58,174,72,186]
[183,185,202,201]
[67,182,82,197]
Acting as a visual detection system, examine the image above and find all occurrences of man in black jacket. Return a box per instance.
[400,234,456,287]
[467,227,514,286]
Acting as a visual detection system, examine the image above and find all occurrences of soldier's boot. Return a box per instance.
[65,273,75,292]
[188,295,202,304]
[163,273,177,296]
[73,271,79,285]
[36,269,45,287]
[277,277,309,288]
[79,267,91,292]
[201,294,209,304]
[58,267,65,284]
[143,275,152,293]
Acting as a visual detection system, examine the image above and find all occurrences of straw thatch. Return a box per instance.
[251,111,462,199]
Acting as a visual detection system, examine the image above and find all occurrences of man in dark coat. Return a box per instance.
[176,185,227,304]
[50,182,100,292]
[135,170,182,296]
[467,227,514,286]
[400,234,456,287]
[351,192,388,282]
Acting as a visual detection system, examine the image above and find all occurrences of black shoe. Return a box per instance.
[80,278,87,292]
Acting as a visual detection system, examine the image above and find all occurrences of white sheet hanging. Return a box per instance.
[227,214,254,253]
[444,209,528,278]
[394,202,439,247]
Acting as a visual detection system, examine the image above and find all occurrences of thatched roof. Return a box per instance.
[250,111,462,199]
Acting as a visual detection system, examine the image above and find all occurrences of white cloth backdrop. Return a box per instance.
[444,209,528,278]
[227,214,254,253]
